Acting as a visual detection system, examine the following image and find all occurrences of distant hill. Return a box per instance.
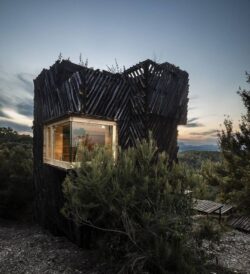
[178,142,218,152]
[178,150,221,169]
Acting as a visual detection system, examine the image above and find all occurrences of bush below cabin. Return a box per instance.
[61,135,222,274]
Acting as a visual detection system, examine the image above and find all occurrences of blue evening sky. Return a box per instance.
[0,0,249,145]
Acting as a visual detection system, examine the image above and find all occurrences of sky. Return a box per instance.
[0,0,249,146]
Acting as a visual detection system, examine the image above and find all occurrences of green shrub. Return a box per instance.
[199,75,250,214]
[0,127,33,220]
[194,219,221,247]
[178,151,221,170]
[61,136,212,273]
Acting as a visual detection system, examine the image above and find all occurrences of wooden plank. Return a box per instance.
[193,199,223,214]
[33,58,189,245]
[215,204,233,215]
[228,216,250,232]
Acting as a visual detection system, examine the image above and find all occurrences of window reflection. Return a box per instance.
[43,127,51,160]
[43,117,116,168]
[72,122,113,162]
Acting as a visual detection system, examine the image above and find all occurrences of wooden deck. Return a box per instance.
[193,199,234,224]
[193,199,250,233]
[215,204,233,215]
[228,216,250,232]
[193,199,223,214]
[193,199,233,215]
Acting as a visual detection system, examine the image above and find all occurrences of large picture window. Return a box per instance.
[43,116,117,169]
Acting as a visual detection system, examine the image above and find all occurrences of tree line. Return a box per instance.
[0,127,33,220]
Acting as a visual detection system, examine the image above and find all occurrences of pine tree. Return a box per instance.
[215,73,250,214]
[0,128,33,219]
[61,136,211,273]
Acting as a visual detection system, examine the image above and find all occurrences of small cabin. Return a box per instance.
[33,59,189,242]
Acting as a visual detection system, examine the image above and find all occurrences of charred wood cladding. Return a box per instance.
[33,59,189,242]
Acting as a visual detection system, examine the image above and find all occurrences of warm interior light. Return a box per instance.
[43,117,117,169]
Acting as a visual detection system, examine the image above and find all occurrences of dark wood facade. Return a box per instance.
[33,59,189,243]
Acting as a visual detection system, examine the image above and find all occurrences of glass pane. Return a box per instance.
[47,127,51,159]
[72,122,113,162]
[43,128,46,159]
[43,127,51,160]
[54,123,71,161]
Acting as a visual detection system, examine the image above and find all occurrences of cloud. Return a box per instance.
[0,109,10,118]
[185,117,204,128]
[0,70,34,99]
[186,122,204,128]
[190,129,218,136]
[16,99,33,117]
[0,70,34,132]
[0,91,9,104]
[16,73,34,95]
[0,95,33,120]
[0,95,12,118]
[0,109,32,126]
[188,117,199,123]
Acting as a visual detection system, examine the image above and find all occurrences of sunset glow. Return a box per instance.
[0,0,249,148]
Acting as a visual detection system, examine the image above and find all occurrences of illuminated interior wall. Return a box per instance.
[43,118,116,168]
[53,123,70,161]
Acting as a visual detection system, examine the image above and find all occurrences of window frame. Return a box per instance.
[43,116,117,169]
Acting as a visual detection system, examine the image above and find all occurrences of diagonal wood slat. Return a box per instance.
[33,58,189,243]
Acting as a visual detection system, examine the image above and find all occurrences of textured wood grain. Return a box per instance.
[33,59,189,244]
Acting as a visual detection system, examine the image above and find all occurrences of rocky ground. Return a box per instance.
[0,219,106,274]
[0,219,249,274]
[204,230,250,274]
